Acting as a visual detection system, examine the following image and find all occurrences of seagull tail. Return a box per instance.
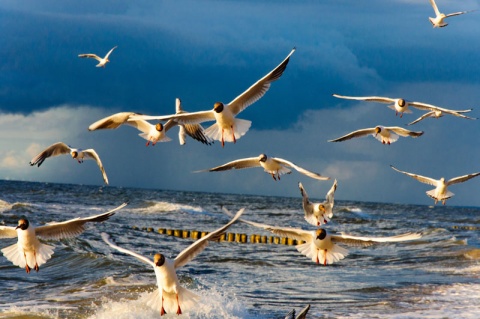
[146,287,200,314]
[204,119,252,143]
[1,242,54,269]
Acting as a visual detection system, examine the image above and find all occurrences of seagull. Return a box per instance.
[101,207,245,316]
[88,100,212,146]
[29,142,109,184]
[406,108,476,126]
[285,305,310,319]
[428,0,475,28]
[333,94,464,118]
[299,180,337,226]
[0,203,127,273]
[390,165,480,205]
[328,126,423,145]
[195,153,330,181]
[222,209,421,266]
[78,46,117,68]
[129,48,296,147]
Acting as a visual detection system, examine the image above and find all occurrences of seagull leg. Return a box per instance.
[316,254,319,264]
[24,252,31,274]
[271,173,277,181]
[176,294,182,315]
[160,296,166,316]
[324,249,327,266]
[231,126,236,144]
[33,251,39,272]
[221,129,225,148]
[146,140,150,146]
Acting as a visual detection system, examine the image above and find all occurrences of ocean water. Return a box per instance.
[0,179,479,319]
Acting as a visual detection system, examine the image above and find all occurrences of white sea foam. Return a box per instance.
[90,288,251,319]
[134,201,205,215]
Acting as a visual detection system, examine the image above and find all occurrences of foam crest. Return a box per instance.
[134,201,205,214]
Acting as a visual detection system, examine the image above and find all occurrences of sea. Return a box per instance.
[0,179,479,319]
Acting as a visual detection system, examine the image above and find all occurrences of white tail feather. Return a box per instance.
[1,242,54,269]
[204,119,252,142]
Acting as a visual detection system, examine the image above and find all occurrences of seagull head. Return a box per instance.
[398,99,406,108]
[315,229,327,240]
[153,253,165,267]
[155,123,164,132]
[15,219,29,231]
[374,126,382,136]
[259,154,268,162]
[71,151,78,159]
[317,204,326,213]
[213,102,224,113]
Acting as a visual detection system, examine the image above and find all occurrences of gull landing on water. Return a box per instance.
[328,126,423,145]
[390,165,480,205]
[0,203,127,273]
[102,208,244,316]
[428,0,475,28]
[299,180,337,227]
[29,142,109,184]
[129,48,296,147]
[222,210,421,266]
[195,153,330,181]
[78,46,117,68]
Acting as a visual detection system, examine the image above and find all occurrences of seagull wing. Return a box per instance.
[104,46,118,59]
[195,157,261,173]
[388,127,424,138]
[332,94,395,104]
[295,305,310,319]
[328,128,376,142]
[101,232,155,268]
[88,112,137,131]
[446,10,474,18]
[0,226,17,238]
[227,48,295,116]
[35,203,127,240]
[29,142,72,167]
[429,0,441,16]
[446,172,480,186]
[225,211,313,242]
[325,179,337,203]
[406,111,436,126]
[78,54,102,62]
[174,208,245,269]
[273,157,330,180]
[129,110,216,125]
[181,123,213,145]
[83,149,109,185]
[390,165,438,187]
[331,232,421,247]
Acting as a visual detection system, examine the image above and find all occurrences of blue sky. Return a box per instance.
[1,0,480,206]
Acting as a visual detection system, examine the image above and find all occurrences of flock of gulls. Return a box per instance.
[1,1,479,317]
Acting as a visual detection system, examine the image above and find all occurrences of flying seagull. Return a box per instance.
[428,0,475,28]
[129,48,296,147]
[328,126,423,145]
[29,142,109,184]
[390,165,480,205]
[102,207,244,316]
[196,153,330,181]
[78,46,117,68]
[88,99,212,146]
[406,108,476,125]
[0,203,127,273]
[222,209,421,266]
[332,94,472,118]
[299,180,337,226]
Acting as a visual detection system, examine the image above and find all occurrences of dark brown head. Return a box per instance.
[15,219,29,231]
[317,204,326,213]
[374,126,382,135]
[71,151,78,159]
[155,123,164,132]
[315,229,327,240]
[259,154,267,162]
[398,99,406,107]
[153,253,165,267]
[213,102,224,113]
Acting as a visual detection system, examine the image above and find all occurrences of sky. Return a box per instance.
[1,0,480,206]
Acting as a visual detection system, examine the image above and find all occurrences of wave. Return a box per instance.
[133,201,206,215]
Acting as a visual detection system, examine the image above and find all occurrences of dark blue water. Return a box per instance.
[1,180,479,319]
